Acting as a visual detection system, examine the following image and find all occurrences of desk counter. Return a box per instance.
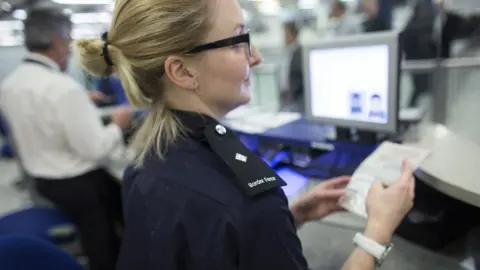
[408,124,480,208]
[246,117,480,209]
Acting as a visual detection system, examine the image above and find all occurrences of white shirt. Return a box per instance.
[0,53,123,179]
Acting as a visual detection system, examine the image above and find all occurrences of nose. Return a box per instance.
[249,45,262,67]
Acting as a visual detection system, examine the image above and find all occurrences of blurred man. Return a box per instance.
[329,0,362,36]
[0,9,130,270]
[433,0,467,58]
[280,21,304,113]
[362,0,389,33]
[402,0,436,107]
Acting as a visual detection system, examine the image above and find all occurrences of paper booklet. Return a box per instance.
[339,141,430,218]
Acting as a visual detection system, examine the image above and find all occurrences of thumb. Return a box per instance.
[369,181,385,194]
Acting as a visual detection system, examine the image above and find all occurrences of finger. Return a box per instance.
[410,176,416,199]
[398,160,413,185]
[322,176,351,189]
[318,188,346,200]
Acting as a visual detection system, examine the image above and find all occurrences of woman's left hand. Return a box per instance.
[290,176,350,227]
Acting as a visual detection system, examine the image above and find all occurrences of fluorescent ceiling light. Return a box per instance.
[71,12,111,24]
[298,0,317,9]
[52,0,112,5]
[12,9,27,20]
[257,1,281,16]
[0,36,23,47]
[0,20,23,30]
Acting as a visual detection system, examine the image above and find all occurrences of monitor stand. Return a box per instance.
[336,127,351,142]
[314,127,376,178]
[355,130,377,145]
[335,127,378,145]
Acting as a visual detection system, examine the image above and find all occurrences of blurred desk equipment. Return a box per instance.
[0,207,76,246]
[93,76,128,107]
[303,32,401,144]
[0,235,84,270]
[99,106,146,144]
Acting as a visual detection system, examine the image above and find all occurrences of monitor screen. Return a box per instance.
[309,44,390,124]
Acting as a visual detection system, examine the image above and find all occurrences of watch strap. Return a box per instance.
[353,233,393,266]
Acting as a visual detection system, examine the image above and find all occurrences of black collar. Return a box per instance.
[172,110,218,141]
[170,109,287,197]
[23,58,55,70]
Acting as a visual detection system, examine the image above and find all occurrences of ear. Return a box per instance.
[164,55,197,90]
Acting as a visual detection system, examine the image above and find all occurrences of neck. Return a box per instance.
[30,50,60,67]
[166,87,226,120]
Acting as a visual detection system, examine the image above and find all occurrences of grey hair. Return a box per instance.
[23,9,72,52]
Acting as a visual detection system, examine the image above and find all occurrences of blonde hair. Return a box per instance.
[75,0,212,166]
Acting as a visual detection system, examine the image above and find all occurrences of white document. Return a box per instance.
[339,141,430,218]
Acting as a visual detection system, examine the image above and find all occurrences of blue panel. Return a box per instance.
[0,207,75,244]
[276,168,309,198]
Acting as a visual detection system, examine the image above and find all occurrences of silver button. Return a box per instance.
[215,124,227,135]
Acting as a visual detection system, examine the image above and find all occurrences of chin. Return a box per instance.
[226,94,251,113]
[238,92,251,105]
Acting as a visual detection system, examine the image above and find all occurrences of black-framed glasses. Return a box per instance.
[188,31,252,57]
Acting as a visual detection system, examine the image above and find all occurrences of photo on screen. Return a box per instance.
[368,93,386,121]
[349,92,364,115]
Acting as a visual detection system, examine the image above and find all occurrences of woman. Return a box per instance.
[75,0,414,269]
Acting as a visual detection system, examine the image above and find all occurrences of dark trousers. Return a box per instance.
[396,179,479,250]
[409,73,431,107]
[35,168,123,270]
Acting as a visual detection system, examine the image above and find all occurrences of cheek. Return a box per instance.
[217,54,249,89]
[202,52,250,104]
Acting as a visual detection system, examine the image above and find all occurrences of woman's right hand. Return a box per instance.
[364,161,415,244]
[112,107,133,129]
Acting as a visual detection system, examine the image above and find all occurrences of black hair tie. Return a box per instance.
[101,32,113,66]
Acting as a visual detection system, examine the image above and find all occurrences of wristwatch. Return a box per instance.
[353,233,394,267]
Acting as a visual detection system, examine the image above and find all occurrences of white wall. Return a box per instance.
[0,47,25,84]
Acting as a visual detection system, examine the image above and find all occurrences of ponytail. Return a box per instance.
[130,102,184,166]
[75,38,185,167]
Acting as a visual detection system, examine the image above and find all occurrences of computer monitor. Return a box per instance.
[304,32,401,133]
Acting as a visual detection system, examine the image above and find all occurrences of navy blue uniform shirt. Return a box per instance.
[117,110,309,270]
